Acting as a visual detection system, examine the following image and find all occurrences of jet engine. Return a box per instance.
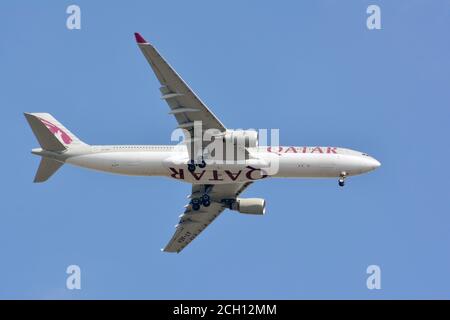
[231,198,266,215]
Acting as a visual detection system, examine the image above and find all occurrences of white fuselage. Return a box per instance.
[62,145,381,184]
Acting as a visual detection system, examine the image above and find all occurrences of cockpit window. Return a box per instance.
[362,153,370,156]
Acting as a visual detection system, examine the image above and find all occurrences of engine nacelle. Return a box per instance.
[231,198,266,215]
[224,130,258,149]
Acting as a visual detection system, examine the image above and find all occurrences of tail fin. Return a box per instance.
[24,113,87,151]
[34,158,64,183]
[24,112,87,183]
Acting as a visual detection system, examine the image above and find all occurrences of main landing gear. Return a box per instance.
[190,194,211,211]
[187,159,206,172]
[338,172,347,187]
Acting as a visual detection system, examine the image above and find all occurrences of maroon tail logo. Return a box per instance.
[38,117,73,144]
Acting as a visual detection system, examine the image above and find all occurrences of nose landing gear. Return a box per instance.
[338,172,347,187]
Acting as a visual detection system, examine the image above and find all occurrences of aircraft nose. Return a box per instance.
[369,157,381,170]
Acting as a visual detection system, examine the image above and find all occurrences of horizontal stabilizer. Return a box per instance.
[34,158,63,183]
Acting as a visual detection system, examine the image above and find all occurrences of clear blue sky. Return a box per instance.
[1,0,449,299]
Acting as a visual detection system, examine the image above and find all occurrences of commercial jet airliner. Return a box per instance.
[24,33,381,253]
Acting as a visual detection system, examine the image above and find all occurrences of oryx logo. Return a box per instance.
[38,117,73,144]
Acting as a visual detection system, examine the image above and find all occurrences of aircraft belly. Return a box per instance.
[66,152,168,176]
[163,166,269,184]
[272,153,340,178]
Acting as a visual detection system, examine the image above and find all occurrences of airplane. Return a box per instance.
[24,32,381,253]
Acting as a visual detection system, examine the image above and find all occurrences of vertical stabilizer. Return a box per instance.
[24,113,87,150]
[24,112,88,183]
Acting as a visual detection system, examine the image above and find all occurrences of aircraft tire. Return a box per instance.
[198,160,206,169]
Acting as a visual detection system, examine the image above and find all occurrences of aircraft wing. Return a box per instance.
[135,32,226,160]
[163,182,253,253]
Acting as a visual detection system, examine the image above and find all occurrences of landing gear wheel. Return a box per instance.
[198,160,206,169]
[201,194,210,202]
[202,200,211,207]
[191,198,201,211]
[338,172,346,187]
[188,160,195,172]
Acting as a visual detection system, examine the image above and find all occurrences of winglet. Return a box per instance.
[134,32,147,44]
